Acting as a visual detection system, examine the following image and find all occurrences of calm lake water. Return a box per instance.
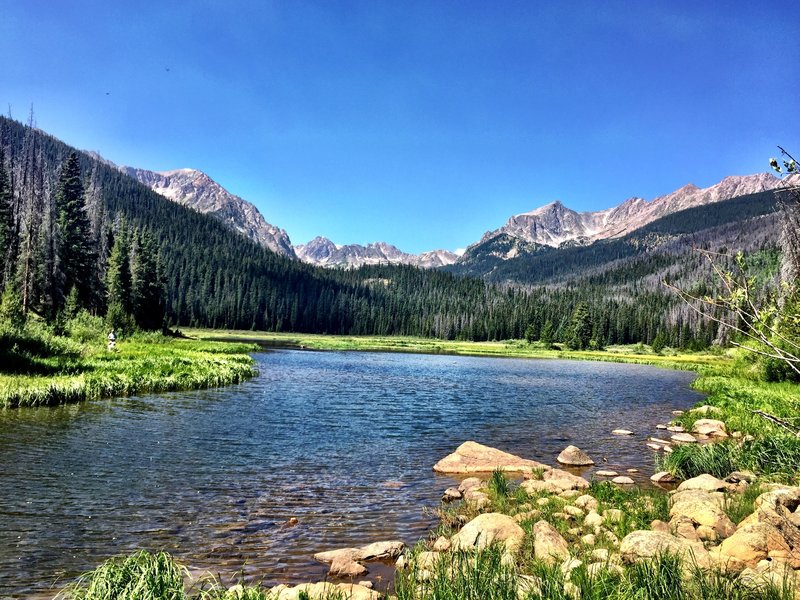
[0,350,703,598]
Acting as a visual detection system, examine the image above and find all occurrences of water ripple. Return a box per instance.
[0,350,703,597]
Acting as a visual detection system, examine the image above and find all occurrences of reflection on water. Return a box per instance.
[0,350,703,597]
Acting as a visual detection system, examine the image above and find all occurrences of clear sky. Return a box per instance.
[2,1,798,253]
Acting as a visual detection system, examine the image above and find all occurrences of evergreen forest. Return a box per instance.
[0,115,791,350]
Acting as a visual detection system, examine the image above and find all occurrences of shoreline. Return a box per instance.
[185,328,729,373]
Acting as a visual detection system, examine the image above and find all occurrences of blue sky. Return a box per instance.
[2,1,798,253]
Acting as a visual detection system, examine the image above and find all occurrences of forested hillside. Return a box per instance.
[1,115,785,348]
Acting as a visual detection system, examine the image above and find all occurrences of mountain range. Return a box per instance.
[109,158,788,271]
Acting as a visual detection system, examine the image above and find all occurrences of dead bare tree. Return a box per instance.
[663,148,800,378]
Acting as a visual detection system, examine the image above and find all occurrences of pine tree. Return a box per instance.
[56,152,94,310]
[540,319,554,348]
[131,231,166,330]
[105,224,134,330]
[566,303,592,350]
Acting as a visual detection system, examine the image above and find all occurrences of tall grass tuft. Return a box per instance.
[489,468,511,499]
[395,545,519,600]
[60,550,185,600]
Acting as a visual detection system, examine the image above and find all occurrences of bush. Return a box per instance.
[65,310,106,344]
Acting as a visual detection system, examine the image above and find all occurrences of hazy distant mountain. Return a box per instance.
[463,173,784,262]
[119,166,297,258]
[296,237,459,269]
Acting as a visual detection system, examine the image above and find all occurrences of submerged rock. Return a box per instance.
[651,471,678,484]
[433,441,548,474]
[556,445,595,466]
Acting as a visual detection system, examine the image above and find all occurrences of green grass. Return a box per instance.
[58,550,185,600]
[0,322,258,408]
[186,328,729,371]
[396,545,795,600]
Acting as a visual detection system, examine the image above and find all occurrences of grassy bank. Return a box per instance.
[0,321,258,409]
[185,328,728,370]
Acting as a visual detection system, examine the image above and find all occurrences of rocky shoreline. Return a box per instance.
[253,408,799,600]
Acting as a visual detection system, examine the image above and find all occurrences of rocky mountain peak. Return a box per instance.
[118,165,296,259]
[467,172,783,257]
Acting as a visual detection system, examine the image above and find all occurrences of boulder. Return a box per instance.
[272,582,380,600]
[314,540,405,567]
[458,477,483,492]
[314,548,363,564]
[620,530,710,569]
[329,557,368,577]
[584,510,604,529]
[533,520,570,564]
[692,419,728,437]
[669,489,736,539]
[522,469,589,494]
[612,429,634,435]
[442,487,462,502]
[451,512,526,554]
[359,540,405,560]
[432,536,451,552]
[557,445,595,466]
[433,441,548,474]
[715,523,791,572]
[651,471,678,484]
[564,505,585,518]
[677,474,729,493]
[670,432,698,443]
[612,476,635,485]
[574,495,599,512]
[726,471,757,484]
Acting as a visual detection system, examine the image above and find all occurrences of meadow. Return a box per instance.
[0,319,257,408]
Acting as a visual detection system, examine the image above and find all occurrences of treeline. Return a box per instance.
[0,115,167,331]
[0,114,722,347]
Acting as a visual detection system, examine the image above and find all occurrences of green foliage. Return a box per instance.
[539,320,554,348]
[395,544,519,600]
[106,300,136,334]
[56,151,96,311]
[106,226,133,316]
[0,323,256,408]
[723,482,763,525]
[65,310,106,343]
[59,550,185,600]
[131,231,166,331]
[489,468,511,499]
[566,303,592,350]
[652,331,667,354]
[0,281,26,329]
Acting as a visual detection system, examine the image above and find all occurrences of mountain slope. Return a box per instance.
[120,166,296,258]
[450,188,786,287]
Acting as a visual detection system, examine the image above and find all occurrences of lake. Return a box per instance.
[0,350,703,597]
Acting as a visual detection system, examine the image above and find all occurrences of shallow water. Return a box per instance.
[0,350,703,597]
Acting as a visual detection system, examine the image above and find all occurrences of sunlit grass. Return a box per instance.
[186,328,729,371]
[0,325,257,408]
